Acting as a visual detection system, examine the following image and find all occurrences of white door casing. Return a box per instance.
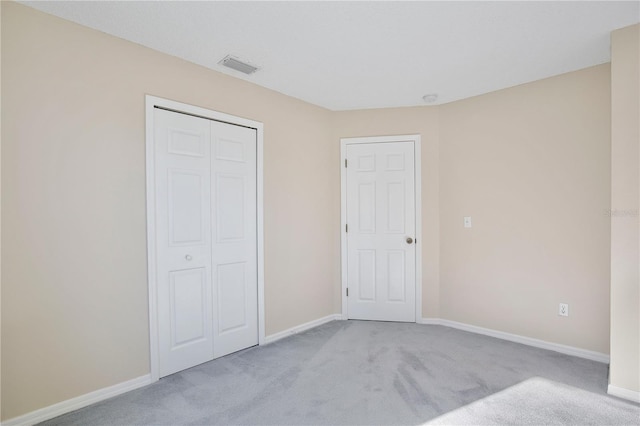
[340,135,422,322]
[146,96,265,381]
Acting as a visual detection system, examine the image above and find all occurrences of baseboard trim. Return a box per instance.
[2,374,154,426]
[417,317,441,325]
[608,384,640,403]
[421,318,609,364]
[264,314,342,345]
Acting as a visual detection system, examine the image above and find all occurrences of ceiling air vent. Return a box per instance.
[219,55,259,75]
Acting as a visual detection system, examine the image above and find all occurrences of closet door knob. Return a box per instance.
[185,255,193,261]
[406,237,414,244]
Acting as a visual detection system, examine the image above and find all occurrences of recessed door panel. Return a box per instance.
[387,251,406,302]
[168,128,206,157]
[217,262,247,333]
[216,175,246,241]
[170,268,208,346]
[386,181,405,234]
[357,154,376,171]
[169,170,206,245]
[358,182,376,234]
[216,138,245,162]
[346,141,416,322]
[357,250,376,301]
[386,153,405,171]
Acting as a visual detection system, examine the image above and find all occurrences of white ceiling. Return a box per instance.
[21,1,640,111]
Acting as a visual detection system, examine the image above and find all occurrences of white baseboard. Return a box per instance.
[418,317,441,325]
[263,314,342,345]
[608,384,640,403]
[2,374,153,426]
[421,318,609,364]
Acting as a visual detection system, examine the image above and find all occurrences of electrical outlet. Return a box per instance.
[559,303,569,317]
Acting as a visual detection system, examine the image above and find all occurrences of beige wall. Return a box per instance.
[332,108,441,318]
[610,24,640,394]
[1,0,625,421]
[1,2,337,419]
[333,66,612,354]
[438,65,612,353]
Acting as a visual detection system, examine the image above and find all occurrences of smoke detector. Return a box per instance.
[422,94,438,103]
[219,55,259,75]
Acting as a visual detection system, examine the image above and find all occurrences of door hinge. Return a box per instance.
[346,288,349,297]
[345,159,348,168]
[345,224,348,232]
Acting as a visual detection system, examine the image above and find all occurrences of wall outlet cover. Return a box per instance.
[559,303,569,317]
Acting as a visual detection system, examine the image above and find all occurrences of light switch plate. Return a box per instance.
[464,216,472,228]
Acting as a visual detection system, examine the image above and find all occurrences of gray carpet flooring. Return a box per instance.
[427,377,638,425]
[42,320,639,425]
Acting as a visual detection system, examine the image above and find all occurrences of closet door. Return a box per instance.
[154,108,259,377]
[211,121,258,358]
[155,109,214,377]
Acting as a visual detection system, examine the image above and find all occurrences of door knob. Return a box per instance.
[185,254,193,261]
[406,237,414,244]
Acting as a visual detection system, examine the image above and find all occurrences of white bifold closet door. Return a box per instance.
[154,108,258,378]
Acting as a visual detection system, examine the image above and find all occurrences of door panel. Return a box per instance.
[217,262,248,333]
[386,181,405,233]
[169,170,206,245]
[358,182,376,233]
[155,109,213,377]
[216,137,245,162]
[216,175,246,241]
[211,120,258,359]
[357,250,377,301]
[170,268,208,346]
[387,250,406,302]
[346,141,416,322]
[168,128,206,157]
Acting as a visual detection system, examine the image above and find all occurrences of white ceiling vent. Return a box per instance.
[219,55,259,75]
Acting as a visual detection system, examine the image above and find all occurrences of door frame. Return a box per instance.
[340,135,422,321]
[145,95,265,381]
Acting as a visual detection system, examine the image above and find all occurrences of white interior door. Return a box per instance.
[155,109,214,377]
[345,141,416,322]
[154,108,258,377]
[211,121,258,359]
